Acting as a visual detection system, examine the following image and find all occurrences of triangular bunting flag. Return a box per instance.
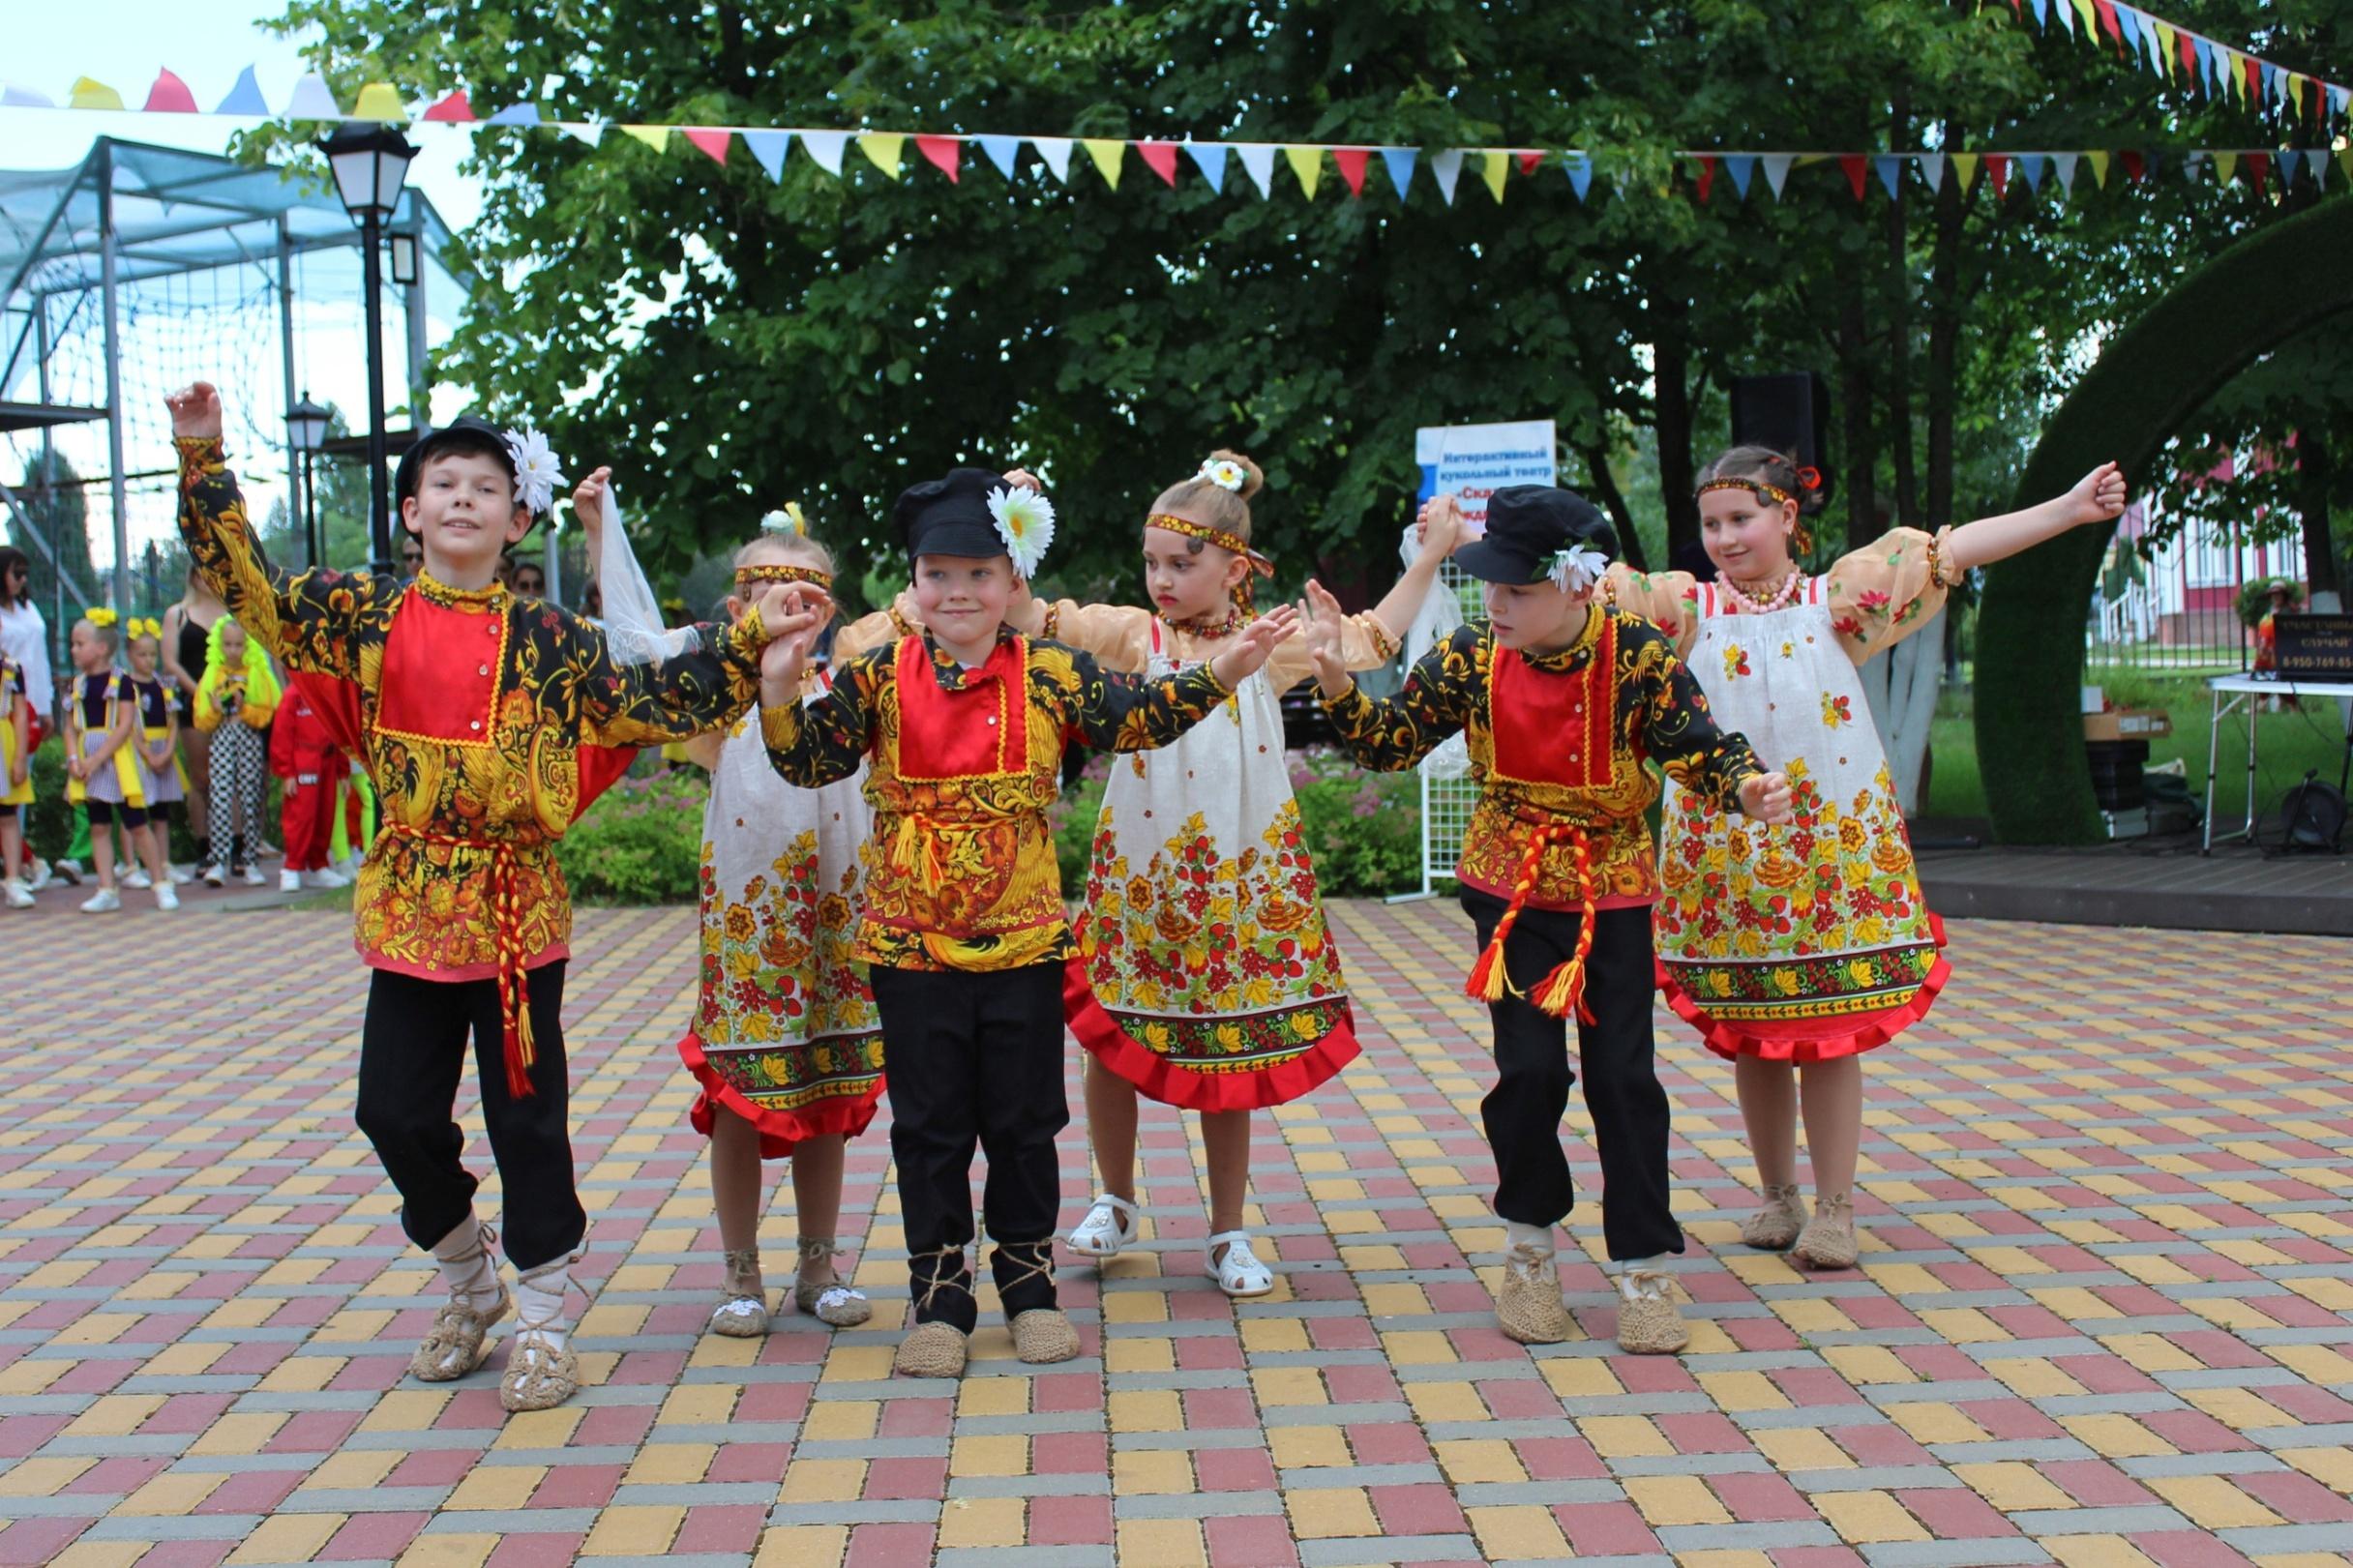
[859,133,905,179]
[801,131,851,176]
[351,82,407,122]
[1515,150,1545,177]
[70,77,125,112]
[1918,153,1946,194]
[2086,150,2111,188]
[1429,148,1465,205]
[619,125,671,153]
[142,70,198,114]
[1563,151,1595,201]
[1028,136,1074,184]
[2115,5,2141,51]
[556,122,605,147]
[977,135,1022,181]
[2212,151,2238,185]
[1986,154,2011,199]
[2095,0,2122,43]
[2307,150,2331,189]
[744,129,789,181]
[1136,140,1179,188]
[1724,154,1756,199]
[2243,55,2261,104]
[2028,0,2049,22]
[3,82,58,108]
[284,74,343,119]
[2055,0,2076,35]
[2244,150,2268,196]
[213,67,267,116]
[1951,153,1981,193]
[1284,145,1323,198]
[2017,153,2047,192]
[485,102,541,127]
[1692,155,1716,203]
[1185,141,1228,192]
[1872,155,1904,199]
[422,88,475,123]
[1081,137,1124,188]
[2337,148,2353,184]
[1333,147,1370,197]
[683,128,731,166]
[916,134,962,182]
[2120,149,2145,182]
[1480,150,1507,203]
[1380,146,1416,197]
[1236,143,1276,198]
[1761,153,1795,199]
[2274,148,2298,188]
[1838,154,1869,201]
[2052,153,2079,192]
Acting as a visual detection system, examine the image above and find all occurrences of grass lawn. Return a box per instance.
[1924,667,2351,826]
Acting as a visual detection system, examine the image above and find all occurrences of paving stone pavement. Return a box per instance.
[1,900,2349,1568]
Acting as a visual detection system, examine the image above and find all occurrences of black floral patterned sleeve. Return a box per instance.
[176,436,400,678]
[562,608,765,748]
[1631,625,1762,813]
[1319,624,1482,771]
[1035,640,1231,753]
[760,645,884,788]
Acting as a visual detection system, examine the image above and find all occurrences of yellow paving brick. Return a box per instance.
[1380,1329,1459,1364]
[1753,1428,1855,1472]
[1113,1449,1196,1495]
[2279,1445,2353,1491]
[1435,1438,1527,1484]
[800,1400,879,1441]
[358,1389,449,1433]
[0,1359,66,1394]
[2060,1413,2180,1459]
[624,1442,715,1487]
[1252,1366,1328,1405]
[226,1514,345,1564]
[1823,1345,1918,1384]
[779,1459,866,1503]
[2046,1537,2165,1568]
[492,1407,582,1450]
[2145,1474,2285,1529]
[1239,1317,1312,1353]
[1467,1504,1572,1561]
[1107,1336,1176,1374]
[1985,1356,2090,1399]
[938,1496,1026,1549]
[1677,1553,1774,1568]
[948,1435,1028,1477]
[1406,1380,1491,1423]
[0,1456,96,1494]
[1579,1414,1674,1459]
[1889,1402,1991,1446]
[255,1356,344,1393]
[116,1470,226,1516]
[819,1344,896,1382]
[1625,1473,1732,1526]
[1957,1461,2077,1513]
[396,1532,501,1568]
[656,1383,738,1426]
[47,1545,150,1568]
[581,1505,685,1556]
[441,1465,546,1511]
[2184,1386,2295,1432]
[1286,1486,1381,1539]
[1108,1389,1184,1433]
[1115,1519,1208,1568]
[62,1393,164,1437]
[1269,1425,1352,1469]
[1814,1490,1930,1544]
[1697,1371,1792,1411]
[1538,1357,1623,1400]
[1103,1289,1169,1323]
[956,1376,1028,1417]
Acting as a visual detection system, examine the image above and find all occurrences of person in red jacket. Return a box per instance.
[272,674,351,893]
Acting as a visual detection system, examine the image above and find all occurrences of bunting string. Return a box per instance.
[1982,0,2350,133]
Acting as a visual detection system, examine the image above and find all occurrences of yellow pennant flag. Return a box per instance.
[859,133,905,179]
[2153,21,2177,77]
[1951,153,1981,193]
[2069,0,2098,36]
[2087,150,2111,189]
[2338,148,2353,183]
[350,82,408,123]
[619,125,671,153]
[1282,145,1323,199]
[2213,151,2240,186]
[1081,138,1124,188]
[70,77,124,111]
[1481,150,1507,203]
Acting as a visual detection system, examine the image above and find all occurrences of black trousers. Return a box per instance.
[867,962,1067,1332]
[1461,891,1684,1261]
[354,962,587,1271]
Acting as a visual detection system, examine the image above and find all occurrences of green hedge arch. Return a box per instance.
[1976,195,2353,843]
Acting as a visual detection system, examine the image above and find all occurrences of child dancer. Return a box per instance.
[1305,487,1790,1352]
[271,674,351,893]
[2,652,32,907]
[194,619,278,888]
[1615,448,2126,1268]
[168,381,807,1413]
[124,620,189,890]
[760,467,1296,1378]
[1029,453,1452,1296]
[64,611,174,913]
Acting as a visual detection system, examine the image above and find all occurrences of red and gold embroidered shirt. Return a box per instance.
[761,629,1231,972]
[176,436,766,980]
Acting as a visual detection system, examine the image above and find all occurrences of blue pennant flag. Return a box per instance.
[2016,153,2046,192]
[1380,146,1417,197]
[743,130,790,182]
[214,65,269,116]
[1184,141,1229,192]
[1873,156,1904,198]
[486,102,541,126]
[2115,6,2141,52]
[2027,0,2049,23]
[977,135,1023,180]
[1562,151,1594,200]
[1723,155,1757,199]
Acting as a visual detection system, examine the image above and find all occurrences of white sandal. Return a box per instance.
[1067,1194,1141,1258]
[1206,1230,1274,1297]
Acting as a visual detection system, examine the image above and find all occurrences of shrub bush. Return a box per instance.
[554,765,708,904]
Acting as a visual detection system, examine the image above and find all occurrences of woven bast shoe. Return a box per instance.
[792,1239,872,1328]
[708,1247,770,1339]
[1010,1308,1081,1364]
[1740,1183,1807,1250]
[498,1328,580,1412]
[893,1320,969,1378]
[410,1291,510,1381]
[1792,1193,1861,1270]
[1614,1268,1691,1354]
[1494,1242,1574,1345]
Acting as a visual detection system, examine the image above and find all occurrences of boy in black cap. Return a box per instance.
[759,466,1297,1378]
[1301,487,1791,1354]
[165,381,819,1412]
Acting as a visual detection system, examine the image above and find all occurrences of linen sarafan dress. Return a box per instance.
[678,668,884,1158]
[1041,601,1400,1111]
[1607,533,1954,1063]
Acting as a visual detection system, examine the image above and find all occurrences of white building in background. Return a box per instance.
[2092,479,2298,658]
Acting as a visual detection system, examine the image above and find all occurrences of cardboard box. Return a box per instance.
[2083,708,2172,742]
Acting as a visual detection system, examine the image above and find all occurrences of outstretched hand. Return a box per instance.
[1740,771,1795,825]
[571,466,612,545]
[1298,579,1351,696]
[2069,461,2130,527]
[1415,495,1467,558]
[164,382,223,440]
[748,583,827,687]
[1208,604,1301,690]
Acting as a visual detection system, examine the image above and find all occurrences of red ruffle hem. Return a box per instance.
[1656,914,1951,1065]
[1063,955,1363,1112]
[676,1029,883,1160]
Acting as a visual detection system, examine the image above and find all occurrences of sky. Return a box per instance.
[3,3,493,593]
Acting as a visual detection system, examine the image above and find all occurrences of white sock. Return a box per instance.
[1613,1254,1668,1277]
[1504,1221,1555,1255]
[429,1216,500,1310]
[515,1264,572,1352]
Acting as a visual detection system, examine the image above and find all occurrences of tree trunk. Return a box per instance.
[1838,290,1878,547]
[2299,427,2340,598]
[1923,135,1966,531]
[1581,443,1648,572]
[1653,294,1699,561]
[1885,93,1921,526]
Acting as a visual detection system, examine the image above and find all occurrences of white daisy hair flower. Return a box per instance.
[1548,544,1611,593]
[1199,457,1248,493]
[504,428,566,516]
[987,485,1057,578]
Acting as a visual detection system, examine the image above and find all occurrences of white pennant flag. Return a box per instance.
[798,130,850,176]
[283,73,343,119]
[1917,153,1946,193]
[557,121,606,147]
[1428,148,1465,205]
[2051,152,2079,193]
[1029,136,1075,184]
[1761,153,1795,199]
[2,81,58,108]
[1235,143,1277,198]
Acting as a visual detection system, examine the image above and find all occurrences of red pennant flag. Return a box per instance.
[1986,154,2010,199]
[2245,150,2269,195]
[422,88,476,123]
[2121,149,2146,182]
[917,134,962,182]
[1515,150,1544,177]
[142,69,199,113]
[1839,155,1869,201]
[683,129,731,165]
[2177,30,2197,77]
[2244,56,2261,101]
[1135,140,1178,187]
[1694,155,1716,203]
[1332,147,1371,196]
[2095,0,2122,44]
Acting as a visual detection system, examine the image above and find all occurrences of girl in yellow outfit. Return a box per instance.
[1,654,34,907]
[194,617,280,887]
[65,611,175,911]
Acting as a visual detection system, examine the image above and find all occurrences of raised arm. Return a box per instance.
[572,602,776,749]
[760,644,881,788]
[1946,461,2127,575]
[1309,591,1480,773]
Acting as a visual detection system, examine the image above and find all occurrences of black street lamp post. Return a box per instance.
[320,124,417,577]
[285,395,330,570]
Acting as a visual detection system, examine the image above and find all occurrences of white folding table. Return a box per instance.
[2203,672,2353,852]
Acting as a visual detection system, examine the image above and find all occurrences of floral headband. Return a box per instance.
[987,486,1057,578]
[503,429,566,515]
[734,564,832,591]
[1697,467,1821,510]
[1146,514,1276,578]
